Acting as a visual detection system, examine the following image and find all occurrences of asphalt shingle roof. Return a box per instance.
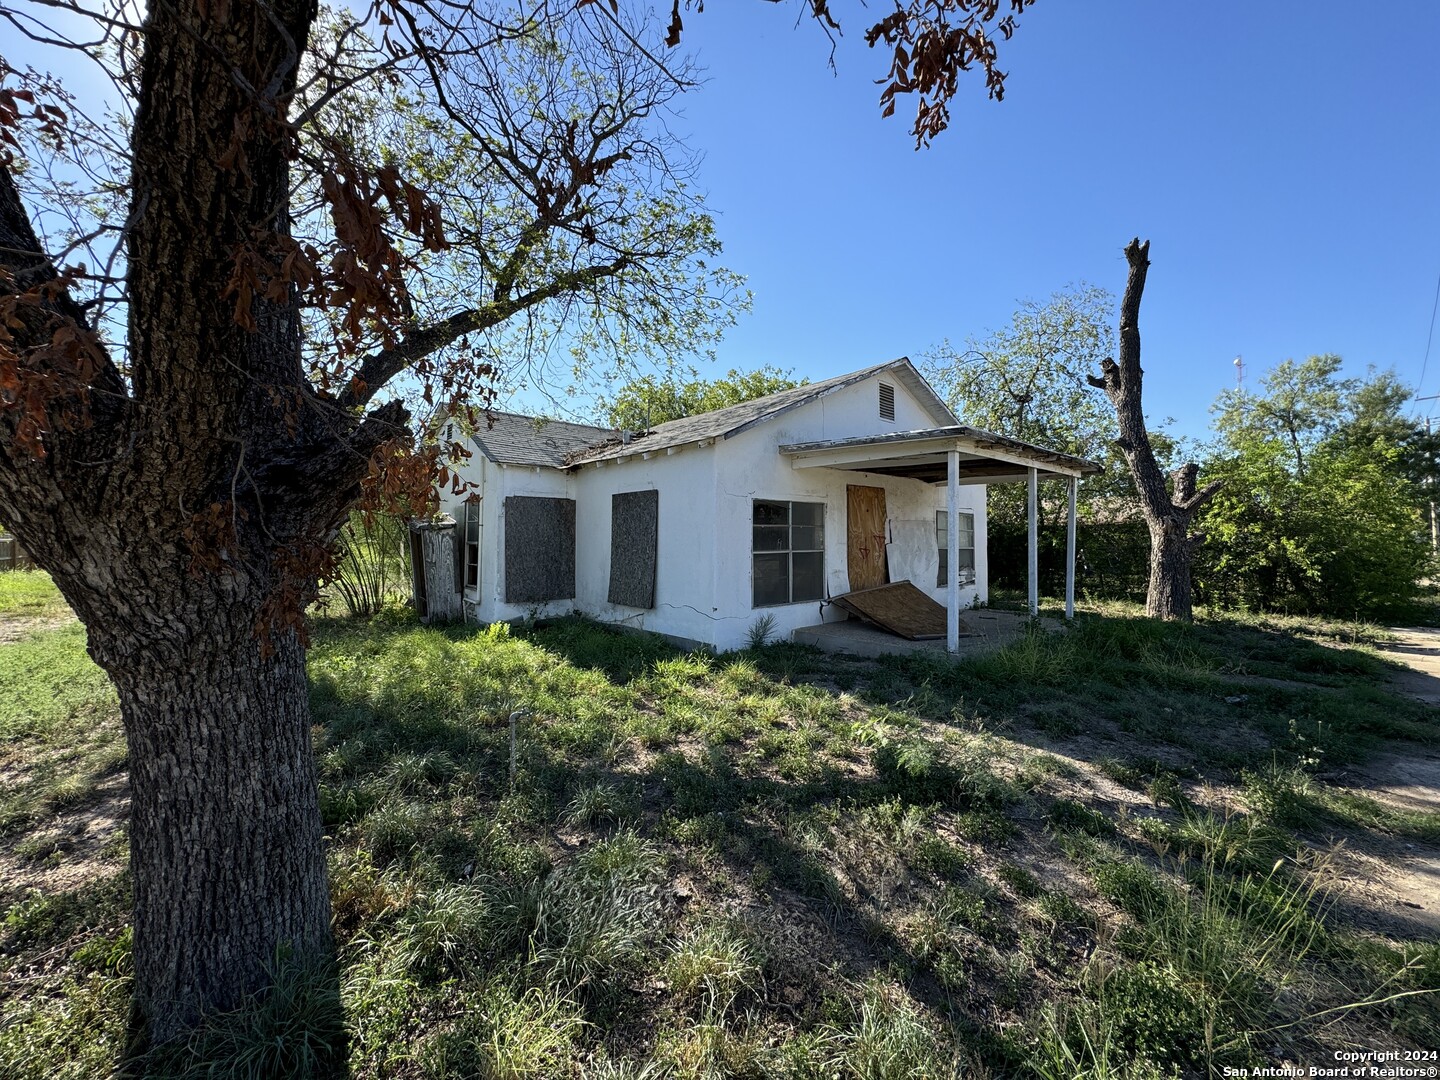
[469,411,619,469]
[565,358,955,465]
[465,359,959,470]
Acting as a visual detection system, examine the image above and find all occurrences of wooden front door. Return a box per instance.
[846,484,888,591]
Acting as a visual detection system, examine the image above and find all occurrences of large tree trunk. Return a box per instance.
[99,617,332,1047]
[1089,239,1222,621]
[1146,517,1194,620]
[0,0,394,1060]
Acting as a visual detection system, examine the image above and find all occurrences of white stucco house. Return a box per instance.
[414,358,1099,653]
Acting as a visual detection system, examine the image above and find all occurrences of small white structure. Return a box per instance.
[423,359,1099,653]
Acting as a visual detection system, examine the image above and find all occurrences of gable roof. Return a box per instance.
[468,411,619,469]
[566,358,955,466]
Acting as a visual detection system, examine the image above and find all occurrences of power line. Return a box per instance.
[1419,265,1440,406]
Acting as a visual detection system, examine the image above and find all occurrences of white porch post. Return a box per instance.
[947,449,960,653]
[1027,466,1039,617]
[1065,475,1078,620]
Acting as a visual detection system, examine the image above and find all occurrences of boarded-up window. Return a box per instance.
[504,496,576,603]
[608,489,659,608]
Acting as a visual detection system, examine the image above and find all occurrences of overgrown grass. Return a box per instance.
[0,569,69,619]
[0,623,115,742]
[0,617,122,838]
[2,580,1437,1077]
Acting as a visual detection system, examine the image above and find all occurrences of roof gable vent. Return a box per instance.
[878,381,896,422]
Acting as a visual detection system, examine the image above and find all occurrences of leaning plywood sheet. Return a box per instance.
[885,519,939,590]
[608,489,659,608]
[831,580,972,640]
[504,496,576,603]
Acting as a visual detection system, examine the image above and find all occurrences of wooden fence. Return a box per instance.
[0,533,35,571]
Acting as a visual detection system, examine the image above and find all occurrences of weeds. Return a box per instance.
[3,583,1437,1077]
[662,921,762,1016]
[137,955,346,1080]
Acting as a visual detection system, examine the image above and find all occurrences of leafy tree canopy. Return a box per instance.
[599,365,805,429]
[1211,356,1419,475]
[924,284,1179,524]
[1199,357,1433,616]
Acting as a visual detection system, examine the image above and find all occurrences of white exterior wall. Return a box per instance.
[435,371,990,652]
[706,375,987,651]
[570,446,720,648]
[438,440,725,646]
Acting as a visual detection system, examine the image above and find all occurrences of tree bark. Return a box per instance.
[0,0,378,1061]
[1146,517,1195,620]
[102,617,332,1048]
[1089,239,1221,620]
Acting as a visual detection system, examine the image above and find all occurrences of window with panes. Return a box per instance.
[752,500,825,606]
[462,498,481,590]
[935,510,975,587]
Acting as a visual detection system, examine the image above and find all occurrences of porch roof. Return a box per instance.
[778,426,1103,485]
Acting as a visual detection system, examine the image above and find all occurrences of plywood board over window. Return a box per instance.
[609,489,659,608]
[504,496,576,603]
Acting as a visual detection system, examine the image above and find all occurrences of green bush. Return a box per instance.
[1196,439,1432,618]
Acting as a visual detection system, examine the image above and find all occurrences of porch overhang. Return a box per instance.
[777,427,1102,484]
[779,426,1100,646]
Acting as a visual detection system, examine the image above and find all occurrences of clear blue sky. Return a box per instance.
[15,2,1440,438]
[650,0,1440,438]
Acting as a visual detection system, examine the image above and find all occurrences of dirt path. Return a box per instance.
[1376,625,1440,705]
[1334,626,1440,935]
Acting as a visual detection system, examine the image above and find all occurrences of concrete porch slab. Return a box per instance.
[791,609,1057,659]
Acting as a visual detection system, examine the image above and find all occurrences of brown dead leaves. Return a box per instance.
[0,84,68,164]
[867,0,1033,147]
[639,0,1032,149]
[0,270,108,458]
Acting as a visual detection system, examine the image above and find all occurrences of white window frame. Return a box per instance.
[752,499,826,607]
[936,509,975,588]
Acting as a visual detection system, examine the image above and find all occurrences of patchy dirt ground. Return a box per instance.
[0,609,75,644]
[1376,626,1440,705]
[0,609,124,902]
[1317,627,1440,936]
[0,772,129,896]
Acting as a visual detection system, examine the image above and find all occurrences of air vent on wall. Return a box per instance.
[879,381,896,422]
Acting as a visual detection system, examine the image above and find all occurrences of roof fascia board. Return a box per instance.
[784,435,1085,478]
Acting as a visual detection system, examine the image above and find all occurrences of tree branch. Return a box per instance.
[1117,237,1149,387]
[1177,479,1224,515]
[338,253,632,409]
[0,165,127,399]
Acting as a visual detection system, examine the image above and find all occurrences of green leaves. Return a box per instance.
[1197,435,1431,617]
[924,285,1162,524]
[1198,357,1433,617]
[599,365,804,429]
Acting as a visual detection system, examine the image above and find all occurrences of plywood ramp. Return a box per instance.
[830,580,973,641]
